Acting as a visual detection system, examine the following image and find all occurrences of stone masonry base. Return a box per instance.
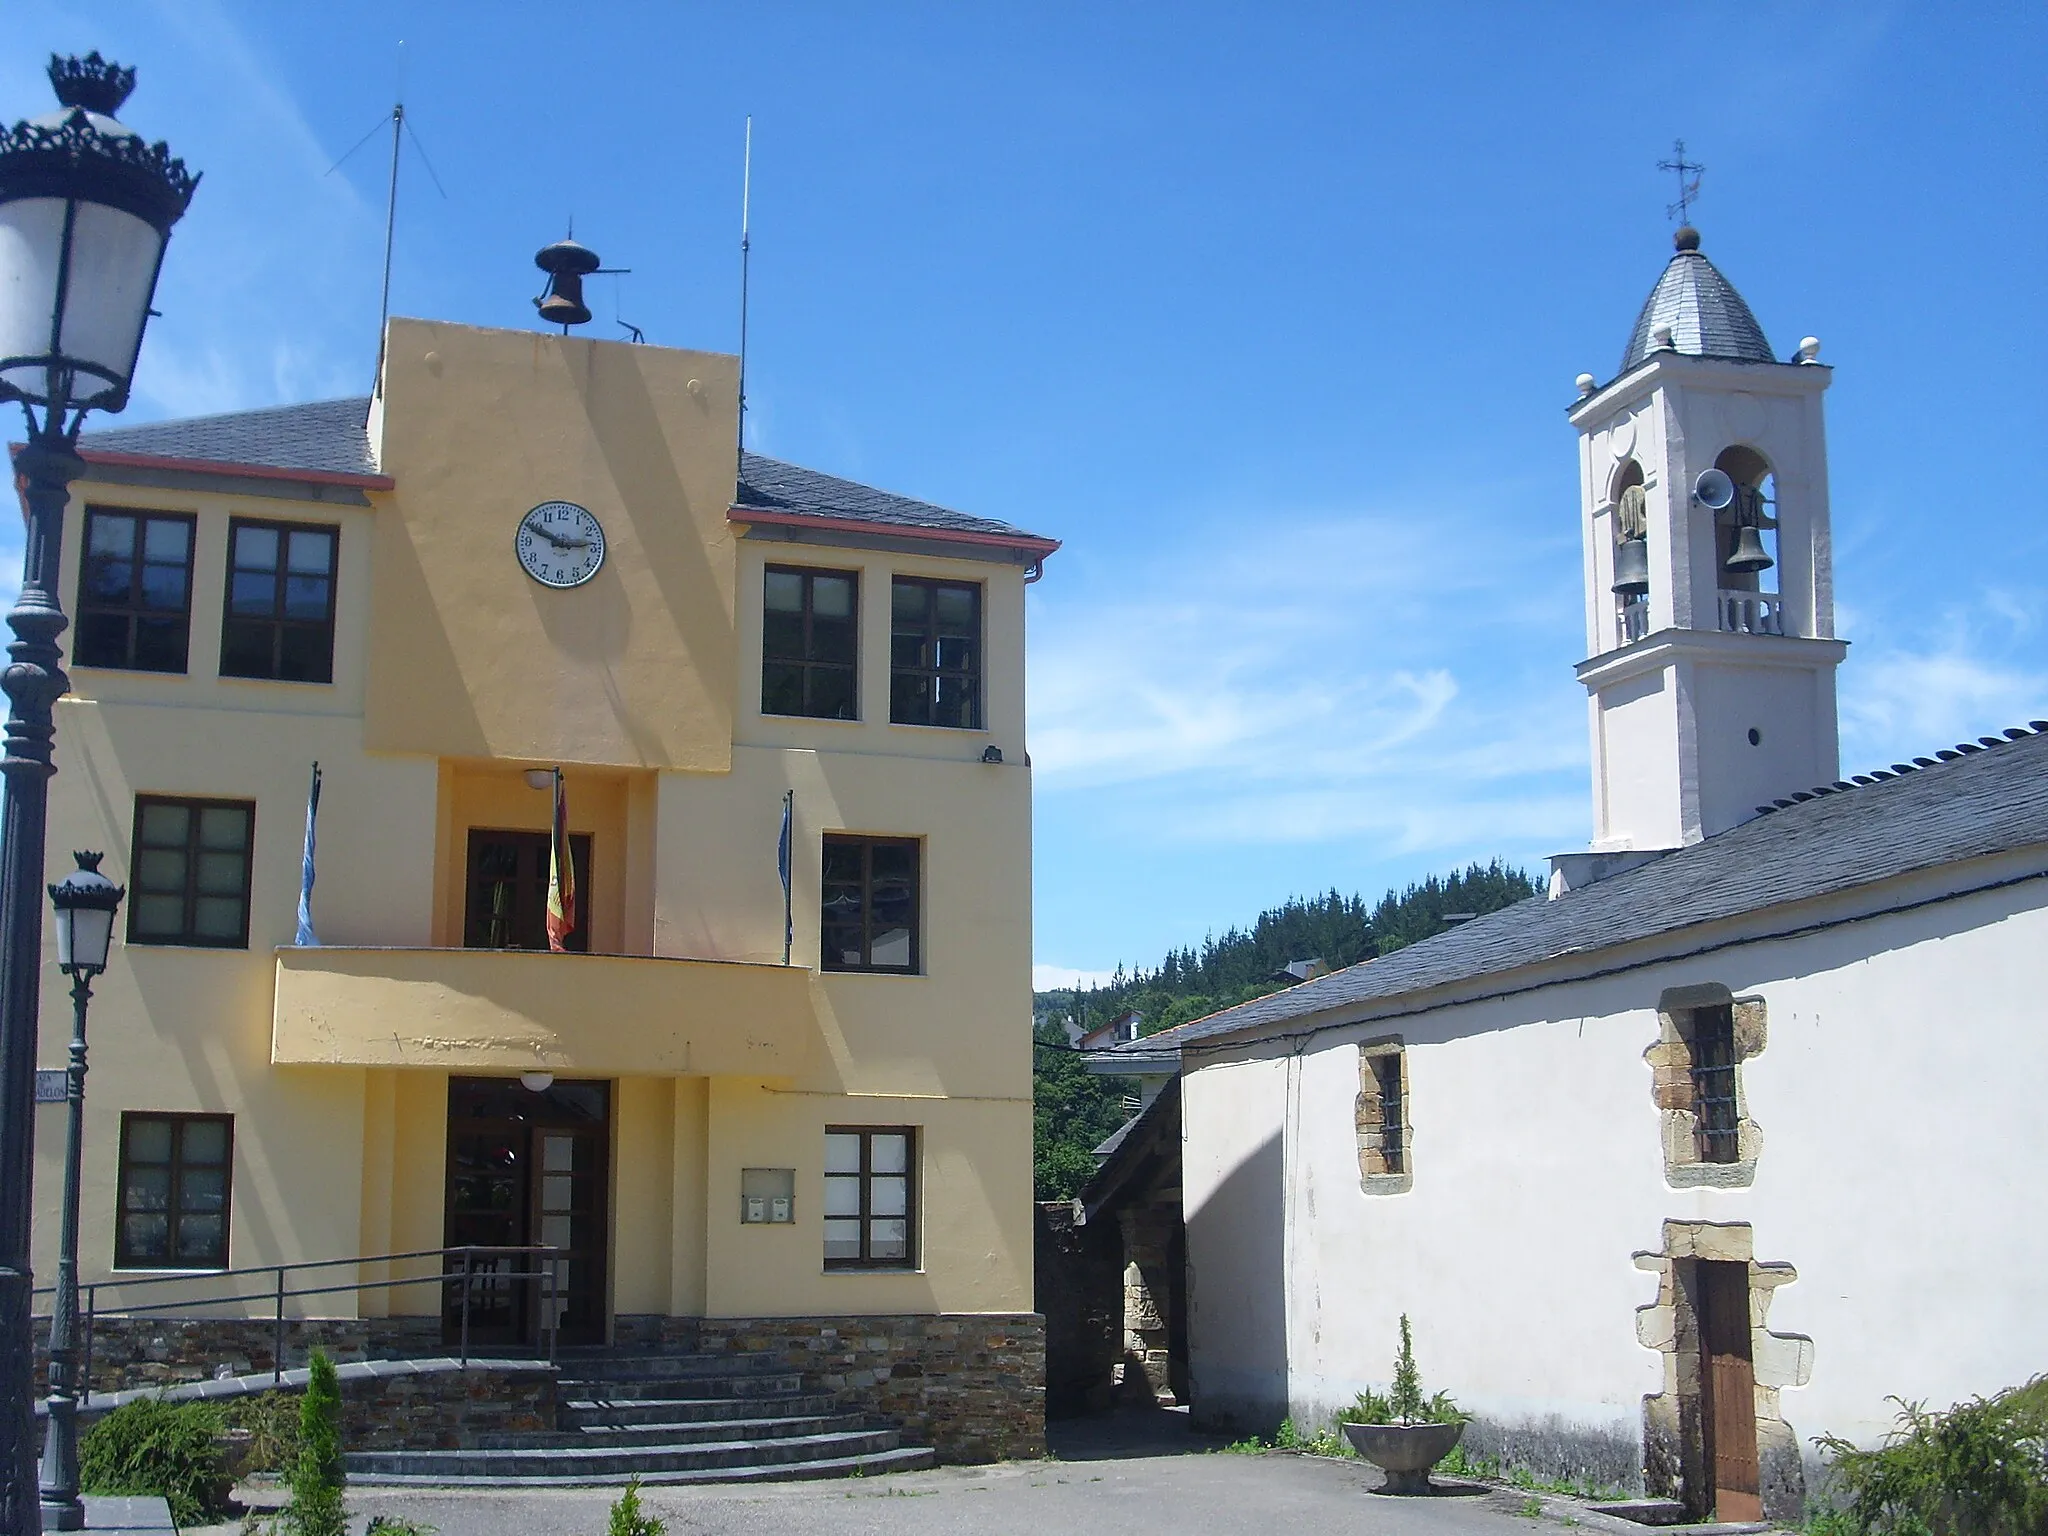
[39,1310,1044,1465]
[680,1313,1045,1463]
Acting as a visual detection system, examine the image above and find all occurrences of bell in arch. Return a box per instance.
[1725,523,1773,575]
[1611,536,1650,594]
[534,237,601,329]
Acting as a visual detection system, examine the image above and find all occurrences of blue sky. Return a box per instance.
[6,4,2045,987]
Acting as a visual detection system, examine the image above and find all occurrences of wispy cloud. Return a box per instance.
[1028,494,1589,855]
[1840,586,2048,759]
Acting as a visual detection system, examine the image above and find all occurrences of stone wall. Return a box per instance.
[336,1360,555,1451]
[33,1314,445,1397]
[1032,1202,1121,1417]
[687,1313,1044,1463]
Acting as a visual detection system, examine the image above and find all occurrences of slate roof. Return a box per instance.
[81,397,381,479]
[1099,725,2048,1061]
[737,452,1046,543]
[1620,230,1777,375]
[77,397,1053,545]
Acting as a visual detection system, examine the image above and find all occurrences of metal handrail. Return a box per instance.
[32,1243,562,1403]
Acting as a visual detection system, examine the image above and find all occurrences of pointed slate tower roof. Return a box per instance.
[1619,227,1775,375]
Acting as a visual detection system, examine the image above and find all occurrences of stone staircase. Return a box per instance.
[345,1346,936,1487]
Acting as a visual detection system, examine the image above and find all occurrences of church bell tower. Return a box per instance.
[1566,223,1847,855]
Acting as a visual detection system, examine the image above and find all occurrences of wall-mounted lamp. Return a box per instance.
[980,746,1003,765]
[523,769,554,791]
[519,1070,555,1093]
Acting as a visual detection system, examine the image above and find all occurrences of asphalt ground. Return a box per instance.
[183,1409,1694,1536]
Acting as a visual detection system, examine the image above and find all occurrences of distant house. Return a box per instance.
[1077,1009,1145,1050]
[1090,225,2048,1524]
[1270,958,1329,984]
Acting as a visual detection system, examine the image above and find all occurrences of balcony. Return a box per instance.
[1718,591,1786,636]
[272,946,817,1078]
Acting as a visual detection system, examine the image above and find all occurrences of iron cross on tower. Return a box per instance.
[1658,139,1705,224]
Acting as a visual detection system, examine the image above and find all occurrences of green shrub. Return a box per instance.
[364,1518,436,1535]
[1333,1316,1465,1428]
[79,1396,230,1527]
[1390,1314,1425,1424]
[221,1389,301,1474]
[1811,1377,2048,1536]
[607,1477,666,1536]
[282,1348,346,1536]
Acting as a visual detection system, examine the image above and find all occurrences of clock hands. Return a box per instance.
[530,524,592,552]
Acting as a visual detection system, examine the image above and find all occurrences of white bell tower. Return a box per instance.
[1565,225,1847,855]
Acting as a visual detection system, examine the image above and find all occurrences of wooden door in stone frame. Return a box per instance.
[1697,1259,1762,1522]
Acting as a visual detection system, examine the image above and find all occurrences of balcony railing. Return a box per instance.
[1617,599,1651,646]
[1718,591,1786,636]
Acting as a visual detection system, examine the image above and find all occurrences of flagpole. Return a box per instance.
[780,789,794,967]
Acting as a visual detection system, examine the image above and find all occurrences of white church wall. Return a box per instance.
[1592,663,1679,850]
[1180,860,2048,1482]
[1687,656,1837,834]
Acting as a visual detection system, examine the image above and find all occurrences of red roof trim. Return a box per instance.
[729,503,1059,560]
[7,441,394,491]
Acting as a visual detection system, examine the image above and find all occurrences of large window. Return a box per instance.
[824,1127,916,1270]
[116,1113,232,1269]
[762,565,858,720]
[128,797,255,948]
[820,835,919,973]
[889,577,981,729]
[74,508,195,673]
[220,519,338,683]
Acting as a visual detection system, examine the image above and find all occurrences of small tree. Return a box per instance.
[1390,1313,1424,1425]
[285,1347,346,1536]
[608,1476,666,1536]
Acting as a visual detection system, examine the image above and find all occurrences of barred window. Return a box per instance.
[1356,1044,1410,1185]
[117,1113,232,1269]
[1690,1004,1740,1164]
[823,1127,916,1269]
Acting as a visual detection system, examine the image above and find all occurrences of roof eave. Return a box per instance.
[728,503,1060,561]
[8,441,393,492]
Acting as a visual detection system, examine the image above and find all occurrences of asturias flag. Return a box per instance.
[546,768,576,952]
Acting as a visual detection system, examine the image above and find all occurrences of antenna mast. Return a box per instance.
[372,100,403,397]
[737,116,752,484]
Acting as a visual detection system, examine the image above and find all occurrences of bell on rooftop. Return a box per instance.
[533,237,600,329]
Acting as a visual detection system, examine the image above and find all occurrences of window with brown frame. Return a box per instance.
[889,577,981,728]
[762,565,858,719]
[823,1127,916,1269]
[116,1113,232,1269]
[127,797,255,948]
[74,508,196,673]
[820,835,919,973]
[219,519,338,683]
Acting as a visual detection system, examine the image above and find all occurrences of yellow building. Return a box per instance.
[29,314,1055,1461]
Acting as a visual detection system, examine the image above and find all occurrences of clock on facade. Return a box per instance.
[516,501,607,588]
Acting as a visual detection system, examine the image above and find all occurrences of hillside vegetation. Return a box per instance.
[1032,859,1539,1199]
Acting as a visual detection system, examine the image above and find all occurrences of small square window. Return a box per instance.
[128,796,254,948]
[220,519,338,683]
[74,508,196,674]
[821,835,920,974]
[889,577,981,729]
[762,565,858,720]
[823,1128,917,1269]
[117,1113,232,1269]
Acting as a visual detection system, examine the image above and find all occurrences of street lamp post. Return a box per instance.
[0,53,196,1532]
[38,853,122,1531]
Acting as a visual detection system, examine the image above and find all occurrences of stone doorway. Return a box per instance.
[1634,1221,1812,1523]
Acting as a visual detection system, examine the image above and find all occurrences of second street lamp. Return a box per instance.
[0,52,197,1534]
[39,852,123,1531]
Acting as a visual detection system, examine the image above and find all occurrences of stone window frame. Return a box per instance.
[1646,985,1765,1189]
[1354,1038,1412,1194]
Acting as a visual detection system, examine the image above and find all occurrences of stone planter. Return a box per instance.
[1340,1419,1465,1495]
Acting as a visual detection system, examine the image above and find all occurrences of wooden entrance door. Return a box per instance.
[1697,1260,1762,1522]
[443,1077,610,1348]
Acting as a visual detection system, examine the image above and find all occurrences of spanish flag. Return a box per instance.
[545,767,576,952]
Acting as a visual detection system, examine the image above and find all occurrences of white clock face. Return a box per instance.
[517,502,606,588]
